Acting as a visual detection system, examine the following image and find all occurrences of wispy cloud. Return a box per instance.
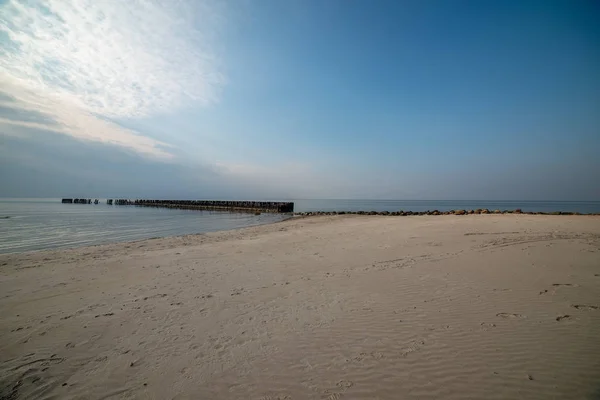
[0,0,225,158]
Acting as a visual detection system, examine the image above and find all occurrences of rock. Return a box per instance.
[454,210,466,215]
[493,209,501,214]
[468,210,475,214]
[475,209,483,214]
[513,209,522,214]
[481,209,490,214]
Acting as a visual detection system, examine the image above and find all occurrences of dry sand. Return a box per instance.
[1,215,600,400]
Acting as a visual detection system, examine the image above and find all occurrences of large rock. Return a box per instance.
[454,209,466,215]
[481,209,490,214]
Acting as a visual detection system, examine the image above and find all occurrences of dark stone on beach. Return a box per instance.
[290,210,595,217]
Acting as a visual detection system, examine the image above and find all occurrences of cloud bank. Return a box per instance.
[0,0,224,158]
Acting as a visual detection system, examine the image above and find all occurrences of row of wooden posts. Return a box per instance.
[61,198,99,204]
[61,199,295,213]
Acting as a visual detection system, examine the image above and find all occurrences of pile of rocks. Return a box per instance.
[294,209,591,217]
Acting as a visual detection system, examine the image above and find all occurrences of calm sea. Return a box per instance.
[1,199,599,254]
[0,199,289,254]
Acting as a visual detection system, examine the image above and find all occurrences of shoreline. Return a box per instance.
[0,211,600,258]
[1,215,599,399]
[2,213,599,256]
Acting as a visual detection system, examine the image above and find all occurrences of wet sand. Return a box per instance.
[1,215,599,399]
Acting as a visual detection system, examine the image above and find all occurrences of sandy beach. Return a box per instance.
[1,215,599,399]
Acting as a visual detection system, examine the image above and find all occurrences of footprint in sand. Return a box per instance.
[552,283,578,287]
[571,304,599,311]
[94,312,114,318]
[556,315,571,321]
[336,380,354,389]
[496,313,524,318]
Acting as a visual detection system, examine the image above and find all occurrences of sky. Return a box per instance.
[0,0,599,200]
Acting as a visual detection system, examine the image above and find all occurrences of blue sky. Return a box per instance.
[1,0,599,200]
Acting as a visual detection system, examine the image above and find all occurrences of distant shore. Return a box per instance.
[1,214,599,399]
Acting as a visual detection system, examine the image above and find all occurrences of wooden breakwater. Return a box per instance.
[61,199,294,213]
[132,200,294,213]
[62,198,97,204]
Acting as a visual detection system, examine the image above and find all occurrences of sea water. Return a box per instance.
[1,198,599,253]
